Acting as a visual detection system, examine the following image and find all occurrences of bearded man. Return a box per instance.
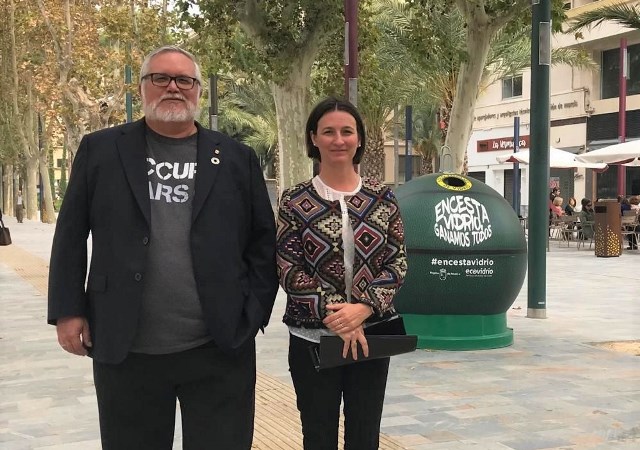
[48,46,278,450]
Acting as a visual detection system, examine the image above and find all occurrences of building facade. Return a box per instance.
[466,0,640,214]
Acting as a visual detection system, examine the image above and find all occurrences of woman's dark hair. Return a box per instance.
[581,198,591,208]
[305,97,366,164]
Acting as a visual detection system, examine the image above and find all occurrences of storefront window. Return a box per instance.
[596,166,640,199]
[628,166,640,196]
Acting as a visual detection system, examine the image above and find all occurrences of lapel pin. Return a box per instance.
[211,157,220,165]
[214,149,220,154]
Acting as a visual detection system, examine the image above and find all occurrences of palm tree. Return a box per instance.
[412,105,441,175]
[396,4,595,177]
[358,1,594,181]
[356,0,435,181]
[566,3,640,32]
[199,74,279,178]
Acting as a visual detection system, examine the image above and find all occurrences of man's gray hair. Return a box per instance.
[139,46,202,84]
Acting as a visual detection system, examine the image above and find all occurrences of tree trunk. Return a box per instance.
[272,144,280,198]
[9,0,39,220]
[39,156,56,223]
[361,125,385,181]
[444,18,493,173]
[13,172,20,211]
[235,3,331,194]
[59,145,68,197]
[38,113,56,223]
[63,117,84,169]
[2,165,14,215]
[37,0,101,169]
[271,63,314,193]
[25,156,38,220]
[420,156,432,175]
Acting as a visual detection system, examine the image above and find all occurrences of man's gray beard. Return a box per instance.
[142,96,199,123]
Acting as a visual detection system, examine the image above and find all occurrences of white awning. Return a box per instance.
[497,147,607,169]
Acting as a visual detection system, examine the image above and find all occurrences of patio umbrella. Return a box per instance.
[576,140,640,165]
[496,147,607,169]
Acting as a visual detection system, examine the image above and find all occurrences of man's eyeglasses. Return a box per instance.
[141,73,200,90]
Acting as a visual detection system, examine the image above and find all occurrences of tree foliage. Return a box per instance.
[178,0,343,83]
[178,0,347,190]
[1,0,187,220]
[0,0,602,212]
[566,2,640,33]
[403,0,575,173]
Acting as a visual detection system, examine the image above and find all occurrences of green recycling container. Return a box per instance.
[394,173,527,350]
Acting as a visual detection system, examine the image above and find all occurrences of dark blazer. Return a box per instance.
[48,119,278,364]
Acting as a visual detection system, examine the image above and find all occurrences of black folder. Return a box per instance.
[309,316,418,370]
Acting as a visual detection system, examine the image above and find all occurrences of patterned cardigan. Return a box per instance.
[276,177,407,328]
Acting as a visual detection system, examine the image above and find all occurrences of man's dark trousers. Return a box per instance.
[93,340,255,450]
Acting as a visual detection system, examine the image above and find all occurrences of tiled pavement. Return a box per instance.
[1,215,638,449]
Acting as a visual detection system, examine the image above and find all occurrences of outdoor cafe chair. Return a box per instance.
[549,214,565,241]
[621,214,639,251]
[557,215,579,247]
[576,221,594,250]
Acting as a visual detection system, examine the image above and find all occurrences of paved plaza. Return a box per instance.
[0,214,638,449]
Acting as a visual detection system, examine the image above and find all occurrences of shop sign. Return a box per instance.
[477,135,530,152]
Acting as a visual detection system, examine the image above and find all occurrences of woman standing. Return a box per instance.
[276,97,407,450]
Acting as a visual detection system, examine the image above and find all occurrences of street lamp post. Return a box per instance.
[405,105,413,182]
[209,75,218,131]
[527,0,551,319]
[618,38,628,196]
[125,43,133,123]
[344,0,358,106]
[125,64,133,123]
[512,116,521,215]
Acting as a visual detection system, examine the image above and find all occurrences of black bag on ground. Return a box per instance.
[0,218,11,246]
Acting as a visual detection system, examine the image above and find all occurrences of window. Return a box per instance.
[502,75,523,99]
[56,159,64,168]
[601,43,640,99]
[597,166,640,198]
[467,171,486,183]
